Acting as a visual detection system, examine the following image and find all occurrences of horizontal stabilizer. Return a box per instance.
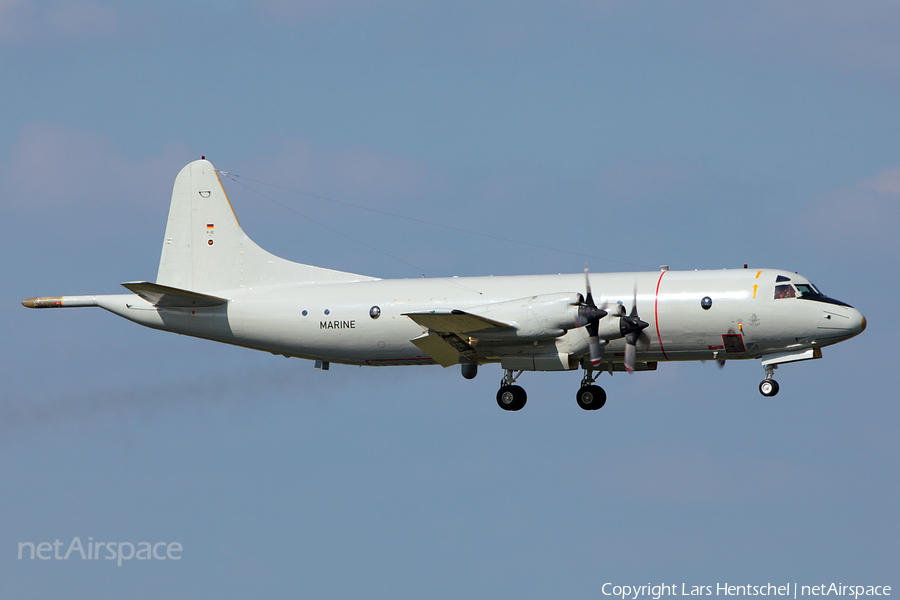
[403,310,510,335]
[121,282,228,308]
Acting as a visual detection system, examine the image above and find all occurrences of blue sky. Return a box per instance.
[2,1,898,598]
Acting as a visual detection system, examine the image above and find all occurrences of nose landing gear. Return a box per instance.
[759,364,779,397]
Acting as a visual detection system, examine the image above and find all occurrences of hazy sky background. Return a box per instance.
[2,1,898,598]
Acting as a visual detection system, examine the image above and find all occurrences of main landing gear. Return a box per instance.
[759,364,779,397]
[576,369,606,411]
[497,369,527,411]
[495,369,608,411]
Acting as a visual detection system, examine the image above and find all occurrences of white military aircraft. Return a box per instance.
[24,159,866,411]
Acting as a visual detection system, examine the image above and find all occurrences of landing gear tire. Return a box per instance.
[759,379,780,397]
[497,385,527,411]
[576,385,607,411]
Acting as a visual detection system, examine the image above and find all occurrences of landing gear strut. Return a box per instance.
[576,369,607,411]
[497,369,527,411]
[759,364,779,397]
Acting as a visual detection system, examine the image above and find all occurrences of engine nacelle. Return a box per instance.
[594,314,628,341]
[466,292,585,340]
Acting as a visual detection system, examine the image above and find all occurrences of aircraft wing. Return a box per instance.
[403,310,510,335]
[121,282,228,308]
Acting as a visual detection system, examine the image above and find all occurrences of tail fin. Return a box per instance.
[156,159,375,292]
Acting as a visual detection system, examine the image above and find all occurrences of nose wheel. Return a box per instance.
[759,364,779,397]
[759,379,779,396]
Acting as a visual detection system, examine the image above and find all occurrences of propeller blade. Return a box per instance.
[583,264,595,307]
[588,332,603,367]
[622,287,649,373]
[582,266,605,366]
[623,328,644,372]
[624,342,636,373]
[637,330,651,351]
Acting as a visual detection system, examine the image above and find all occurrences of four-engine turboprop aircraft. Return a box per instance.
[23,159,866,411]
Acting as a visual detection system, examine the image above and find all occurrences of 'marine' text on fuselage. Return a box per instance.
[320,320,355,330]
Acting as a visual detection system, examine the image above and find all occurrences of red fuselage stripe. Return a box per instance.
[655,270,670,361]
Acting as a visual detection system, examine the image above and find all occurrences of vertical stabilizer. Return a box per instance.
[156,159,375,292]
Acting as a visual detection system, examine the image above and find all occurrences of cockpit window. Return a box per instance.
[774,284,796,299]
[775,275,791,283]
[792,282,853,307]
[795,283,821,298]
[772,279,852,307]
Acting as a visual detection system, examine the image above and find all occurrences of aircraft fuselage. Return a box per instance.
[89,267,864,371]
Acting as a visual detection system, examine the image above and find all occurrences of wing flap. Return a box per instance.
[121,282,228,308]
[409,332,464,368]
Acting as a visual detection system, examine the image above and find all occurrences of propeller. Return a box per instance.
[579,267,650,371]
[621,288,650,373]
[580,266,607,367]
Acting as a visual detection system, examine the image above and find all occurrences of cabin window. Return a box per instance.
[701,296,712,310]
[369,306,381,319]
[774,284,796,299]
